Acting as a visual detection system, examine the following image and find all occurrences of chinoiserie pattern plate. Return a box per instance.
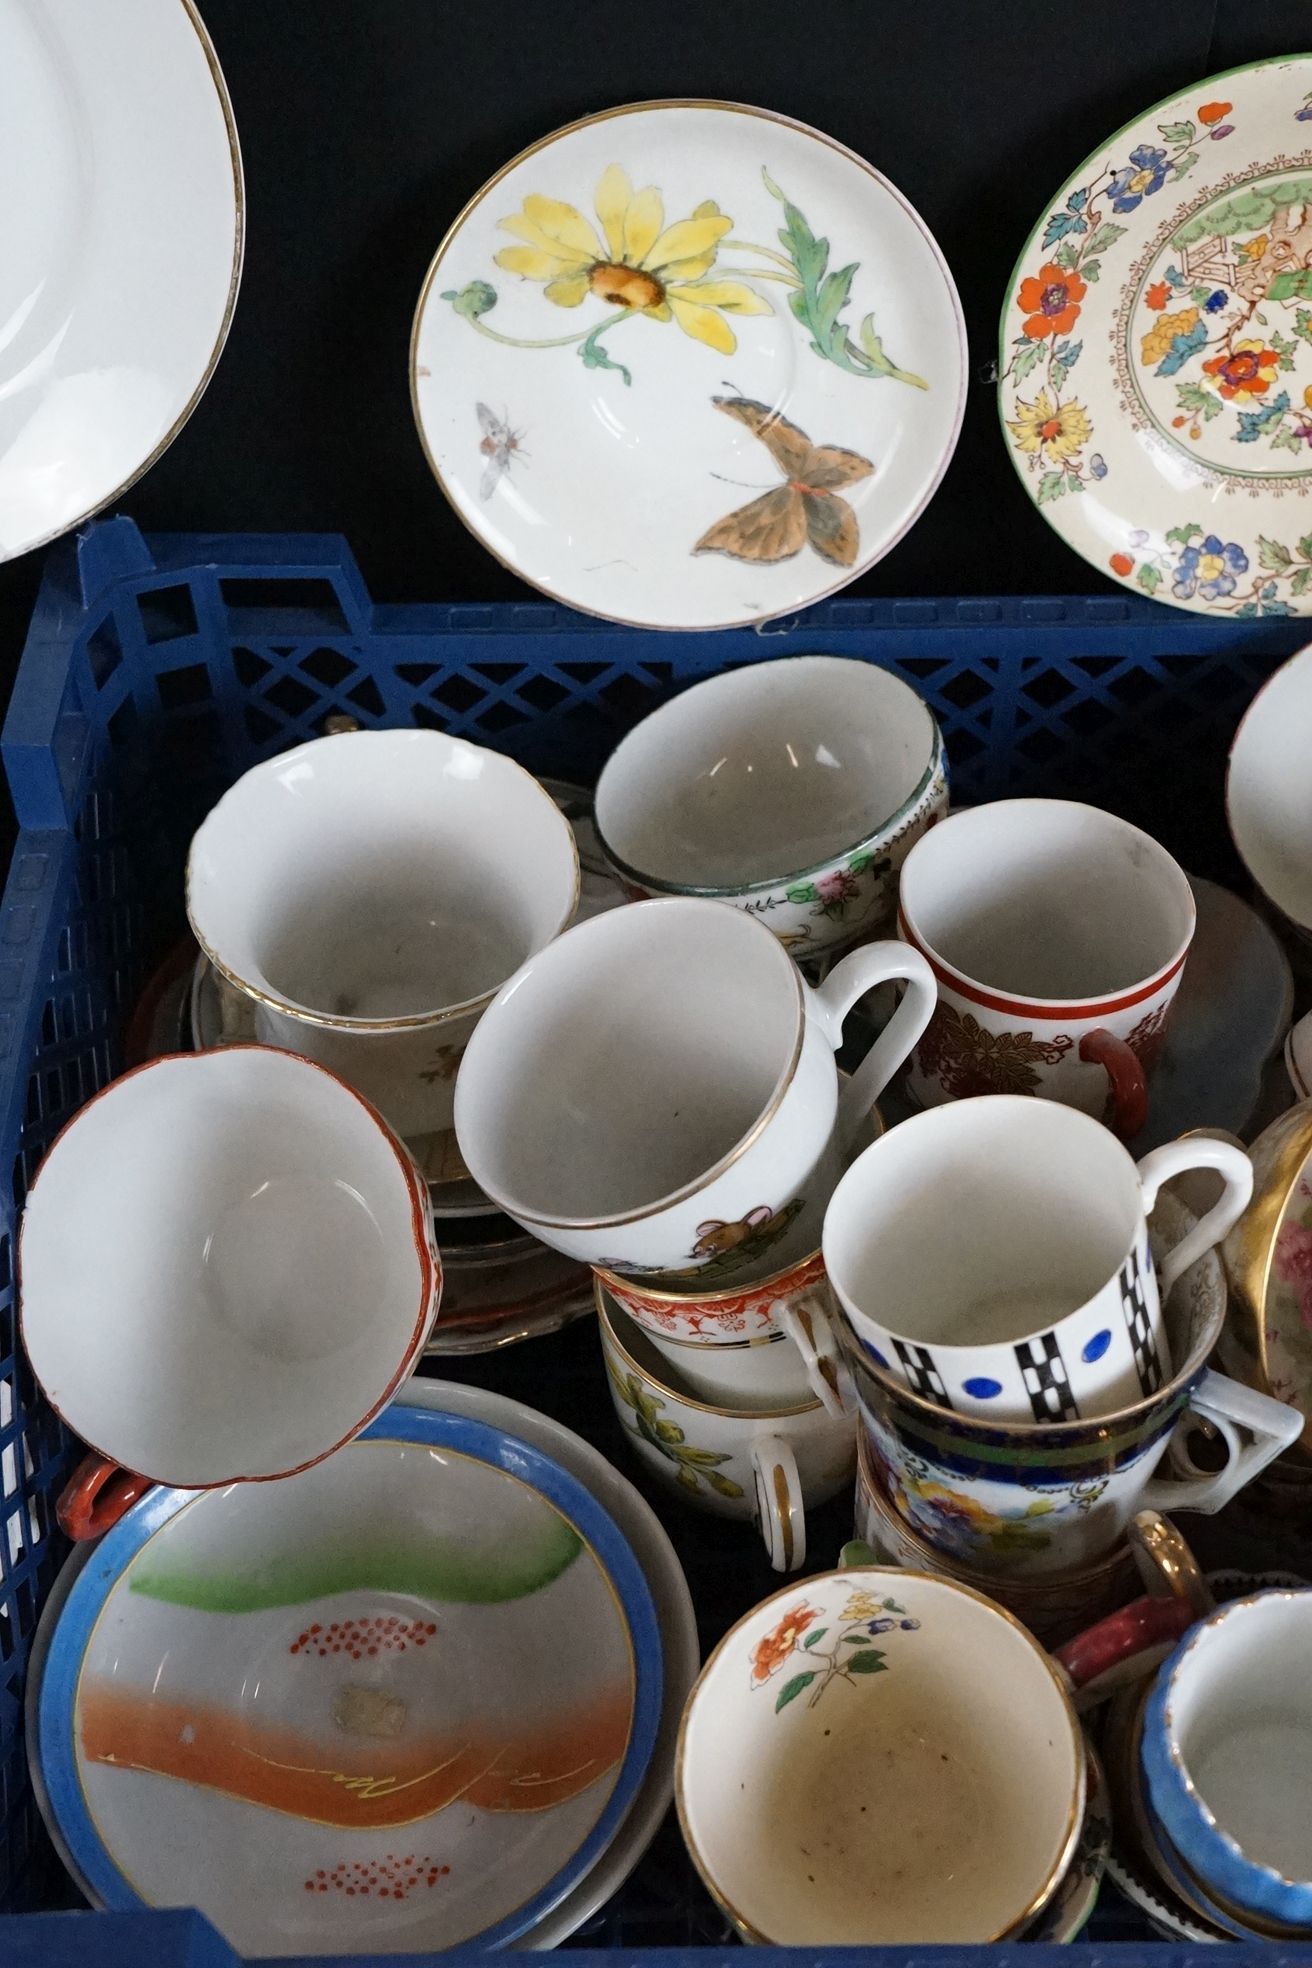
[1000,55,1312,617]
[412,99,966,629]
[33,1406,663,1957]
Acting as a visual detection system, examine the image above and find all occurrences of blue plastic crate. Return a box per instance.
[0,515,1310,1960]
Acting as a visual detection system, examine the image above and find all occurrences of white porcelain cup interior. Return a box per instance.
[827,1097,1147,1349]
[678,1568,1082,1943]
[595,655,939,891]
[187,729,577,1023]
[899,798,1193,1000]
[1228,644,1312,933]
[1157,1591,1312,1885]
[19,1048,436,1486]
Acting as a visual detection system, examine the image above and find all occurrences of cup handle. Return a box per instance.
[1078,1028,1148,1139]
[806,942,937,1148]
[773,1291,851,1419]
[1134,1136,1254,1299]
[1128,1508,1215,1616]
[1139,1367,1302,1515]
[1051,1591,1196,1710]
[751,1437,806,1573]
[57,1453,153,1542]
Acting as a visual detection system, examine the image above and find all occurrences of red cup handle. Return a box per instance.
[57,1453,153,1541]
[1079,1026,1148,1139]
[1052,1590,1194,1707]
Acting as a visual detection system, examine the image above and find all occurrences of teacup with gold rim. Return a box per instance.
[186,728,579,1139]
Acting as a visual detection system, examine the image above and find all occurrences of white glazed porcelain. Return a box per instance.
[19,1048,440,1500]
[454,897,934,1282]
[677,1566,1085,1942]
[1142,1589,1312,1932]
[847,1191,1301,1577]
[0,0,243,561]
[593,657,947,957]
[1000,59,1312,621]
[1228,642,1312,939]
[824,1096,1251,1422]
[186,729,578,1139]
[411,100,965,629]
[597,1286,853,1572]
[899,799,1195,1136]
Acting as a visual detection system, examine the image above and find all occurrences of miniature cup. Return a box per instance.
[1142,1588,1312,1933]
[824,1095,1252,1422]
[676,1564,1190,1943]
[20,1048,442,1538]
[599,1246,848,1417]
[455,897,935,1283]
[594,655,948,960]
[898,798,1195,1136]
[596,1285,853,1572]
[843,1192,1300,1576]
[186,729,579,1139]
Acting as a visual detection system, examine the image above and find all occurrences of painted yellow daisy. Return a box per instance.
[1006,387,1092,463]
[493,165,772,354]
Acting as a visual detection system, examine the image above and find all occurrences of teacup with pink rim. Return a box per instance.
[593,655,947,961]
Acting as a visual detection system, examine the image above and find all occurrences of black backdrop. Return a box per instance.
[2,0,1310,678]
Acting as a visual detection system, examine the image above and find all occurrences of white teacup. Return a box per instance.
[824,1095,1252,1422]
[455,897,935,1282]
[186,729,579,1139]
[594,655,948,960]
[899,799,1195,1136]
[20,1047,442,1538]
[677,1563,1190,1942]
[597,1286,853,1572]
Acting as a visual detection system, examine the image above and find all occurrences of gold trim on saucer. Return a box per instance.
[408,98,966,634]
[1221,1102,1312,1457]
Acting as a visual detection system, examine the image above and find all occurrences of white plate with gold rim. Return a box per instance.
[0,0,242,562]
[412,99,965,629]
[1001,56,1312,617]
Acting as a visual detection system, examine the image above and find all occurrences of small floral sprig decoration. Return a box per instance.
[1002,97,1235,505]
[606,1361,743,1498]
[1108,520,1309,613]
[751,1588,921,1713]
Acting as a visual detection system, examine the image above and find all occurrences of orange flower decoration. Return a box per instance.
[751,1602,818,1682]
[1016,261,1087,340]
[1109,553,1134,577]
[1202,340,1280,399]
[1145,280,1171,311]
[1197,101,1232,125]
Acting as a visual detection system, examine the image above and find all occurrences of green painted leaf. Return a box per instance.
[705,1470,746,1499]
[1158,119,1196,144]
[675,1465,700,1492]
[1175,381,1222,421]
[1086,222,1126,256]
[678,1445,734,1466]
[802,1628,830,1649]
[1049,360,1068,392]
[882,1599,907,1614]
[1291,565,1312,595]
[653,1420,686,1444]
[1190,286,1213,305]
[1297,534,1312,561]
[1269,268,1312,304]
[815,264,858,349]
[1272,424,1306,453]
[1272,330,1298,371]
[1295,309,1312,347]
[1037,469,1067,506]
[1081,258,1102,283]
[1259,536,1294,571]
[444,279,497,321]
[775,1670,817,1712]
[1172,151,1201,181]
[1234,601,1260,618]
[846,1650,888,1675]
[1137,563,1163,596]
[1053,241,1079,269]
[1166,522,1204,547]
[579,331,632,386]
[1011,340,1043,385]
[786,882,818,904]
[856,313,928,389]
[1066,469,1084,491]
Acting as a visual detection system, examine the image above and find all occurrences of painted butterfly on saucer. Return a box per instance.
[1001,55,1312,616]
[412,100,965,629]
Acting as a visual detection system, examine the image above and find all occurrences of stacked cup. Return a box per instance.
[818,797,1303,1633]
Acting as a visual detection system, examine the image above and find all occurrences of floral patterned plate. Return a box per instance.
[1001,56,1312,617]
[412,100,965,629]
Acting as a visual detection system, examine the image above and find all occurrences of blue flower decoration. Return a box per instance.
[1107,145,1170,213]
[899,1618,921,1631]
[1298,101,1312,121]
[1204,289,1228,312]
[866,1617,897,1635]
[1089,452,1108,479]
[1173,535,1249,602]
